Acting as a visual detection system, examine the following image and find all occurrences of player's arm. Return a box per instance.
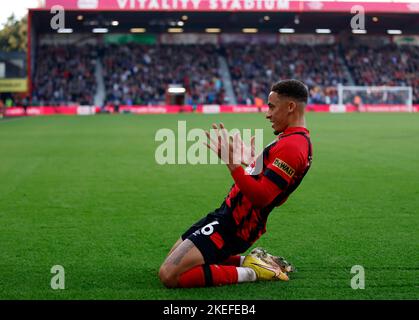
[228,138,304,207]
[205,123,300,208]
[228,142,301,208]
[229,166,284,207]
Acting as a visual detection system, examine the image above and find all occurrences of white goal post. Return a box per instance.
[337,85,414,112]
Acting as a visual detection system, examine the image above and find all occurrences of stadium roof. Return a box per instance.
[39,0,419,13]
[31,9,419,35]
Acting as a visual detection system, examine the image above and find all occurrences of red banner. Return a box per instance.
[119,105,194,114]
[27,106,78,115]
[43,0,419,13]
[4,107,26,117]
[197,105,262,113]
[358,104,417,113]
[4,104,419,117]
[306,104,331,112]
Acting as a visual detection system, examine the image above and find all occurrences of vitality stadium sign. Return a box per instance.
[46,0,291,10]
[43,0,419,13]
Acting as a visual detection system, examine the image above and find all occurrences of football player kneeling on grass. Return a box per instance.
[159,79,313,288]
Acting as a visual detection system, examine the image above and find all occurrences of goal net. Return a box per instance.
[337,85,413,112]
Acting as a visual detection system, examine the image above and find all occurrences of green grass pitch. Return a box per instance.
[0,113,418,300]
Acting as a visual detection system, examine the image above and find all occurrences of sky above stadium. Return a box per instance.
[0,0,418,28]
[0,0,40,27]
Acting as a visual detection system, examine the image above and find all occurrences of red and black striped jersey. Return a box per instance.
[223,126,313,246]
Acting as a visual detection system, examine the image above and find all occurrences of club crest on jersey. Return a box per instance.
[272,158,295,177]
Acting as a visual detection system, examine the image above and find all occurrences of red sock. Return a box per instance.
[210,265,238,286]
[219,255,242,266]
[178,265,238,288]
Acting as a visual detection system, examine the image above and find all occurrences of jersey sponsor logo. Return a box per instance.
[272,158,295,178]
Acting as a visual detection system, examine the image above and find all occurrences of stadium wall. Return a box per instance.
[4,104,419,117]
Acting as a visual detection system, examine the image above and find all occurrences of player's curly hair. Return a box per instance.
[271,79,308,104]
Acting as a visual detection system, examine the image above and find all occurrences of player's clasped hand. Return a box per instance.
[204,123,256,170]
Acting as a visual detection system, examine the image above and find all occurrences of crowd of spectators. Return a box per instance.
[343,44,419,104]
[102,44,225,106]
[32,45,97,106]
[27,42,418,107]
[225,43,348,105]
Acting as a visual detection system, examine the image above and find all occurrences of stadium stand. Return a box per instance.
[102,44,225,106]
[31,45,97,106]
[343,44,419,104]
[28,42,418,107]
[225,43,348,105]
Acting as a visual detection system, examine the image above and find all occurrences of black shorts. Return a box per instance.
[181,210,251,264]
